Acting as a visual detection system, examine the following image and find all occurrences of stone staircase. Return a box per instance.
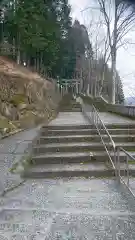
[21,96,135,178]
[23,123,114,178]
[22,122,135,178]
[60,100,82,112]
[1,96,135,238]
[81,94,108,112]
[58,93,82,112]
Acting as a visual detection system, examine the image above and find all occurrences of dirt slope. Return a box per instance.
[0,57,60,135]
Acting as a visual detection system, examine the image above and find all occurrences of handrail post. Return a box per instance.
[127,155,129,187]
[114,147,117,178]
[81,100,116,171]
[117,147,120,182]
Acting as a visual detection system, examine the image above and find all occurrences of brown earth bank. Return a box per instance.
[0,56,60,135]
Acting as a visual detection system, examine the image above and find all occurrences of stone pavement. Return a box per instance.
[54,102,135,126]
[84,103,135,125]
[50,112,88,126]
[0,128,39,194]
[1,178,135,239]
[99,112,135,125]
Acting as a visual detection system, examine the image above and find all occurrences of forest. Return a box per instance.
[0,0,125,103]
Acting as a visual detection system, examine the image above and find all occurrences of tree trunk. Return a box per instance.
[88,59,91,95]
[99,66,105,96]
[36,53,40,72]
[87,83,90,96]
[110,0,117,104]
[16,31,20,65]
[111,52,116,104]
[27,57,30,67]
[17,48,20,64]
[91,77,94,96]
[34,57,37,71]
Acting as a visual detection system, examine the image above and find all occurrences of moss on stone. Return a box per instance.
[10,94,27,106]
[0,119,17,134]
[9,154,32,174]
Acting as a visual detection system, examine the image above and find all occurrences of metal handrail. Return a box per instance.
[81,97,135,198]
[81,101,116,172]
[92,105,115,149]
[117,146,135,197]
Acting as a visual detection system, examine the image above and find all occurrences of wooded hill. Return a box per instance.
[0,0,124,104]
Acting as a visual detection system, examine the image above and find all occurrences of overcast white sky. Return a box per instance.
[69,0,135,97]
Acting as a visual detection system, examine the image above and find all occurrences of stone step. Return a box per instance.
[107,129,135,135]
[118,163,135,177]
[62,106,81,112]
[62,104,81,108]
[60,105,79,109]
[32,152,94,164]
[38,134,135,144]
[33,142,104,153]
[61,105,81,107]
[33,142,135,154]
[22,163,114,178]
[32,151,135,164]
[43,124,135,130]
[41,128,135,136]
[62,108,81,112]
[60,105,81,109]
[41,129,98,136]
[106,124,135,129]
[94,151,135,162]
[109,123,135,129]
[42,124,92,130]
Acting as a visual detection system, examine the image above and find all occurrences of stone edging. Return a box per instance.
[1,128,25,140]
[0,108,59,196]
[0,180,26,197]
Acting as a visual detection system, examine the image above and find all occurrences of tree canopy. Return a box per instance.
[0,0,73,77]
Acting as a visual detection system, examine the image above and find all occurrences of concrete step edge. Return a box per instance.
[41,129,135,132]
[33,142,135,148]
[42,125,92,129]
[39,134,135,139]
[22,169,115,179]
[32,151,135,159]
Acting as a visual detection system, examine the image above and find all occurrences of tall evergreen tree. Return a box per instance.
[1,0,73,77]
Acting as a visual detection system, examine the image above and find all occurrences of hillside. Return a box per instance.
[0,57,60,135]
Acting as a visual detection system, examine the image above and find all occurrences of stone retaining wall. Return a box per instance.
[81,94,135,119]
[107,104,135,119]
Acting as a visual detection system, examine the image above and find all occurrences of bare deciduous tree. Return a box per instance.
[84,14,111,97]
[97,0,135,103]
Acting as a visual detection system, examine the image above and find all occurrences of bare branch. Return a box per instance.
[96,0,135,103]
[116,2,131,23]
[117,16,135,36]
[117,22,135,43]
[97,0,112,47]
[116,38,130,50]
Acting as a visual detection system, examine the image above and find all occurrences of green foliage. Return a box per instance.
[10,94,27,105]
[0,0,94,79]
[1,0,74,77]
[115,71,125,104]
